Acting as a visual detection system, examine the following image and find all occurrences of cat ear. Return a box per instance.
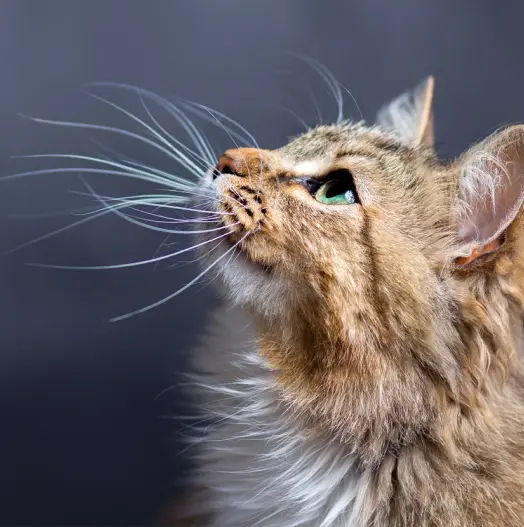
[376,76,435,149]
[453,125,524,267]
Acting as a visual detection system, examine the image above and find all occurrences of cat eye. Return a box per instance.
[313,170,359,205]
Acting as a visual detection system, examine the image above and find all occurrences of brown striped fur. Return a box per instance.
[174,78,524,525]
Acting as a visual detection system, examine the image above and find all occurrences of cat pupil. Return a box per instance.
[325,180,349,199]
[314,170,359,205]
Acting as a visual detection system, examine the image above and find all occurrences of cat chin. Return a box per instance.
[199,237,291,319]
[192,178,292,318]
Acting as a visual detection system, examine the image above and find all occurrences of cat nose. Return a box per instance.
[214,148,264,180]
[214,153,242,179]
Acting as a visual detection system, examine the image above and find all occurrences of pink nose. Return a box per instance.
[214,148,265,179]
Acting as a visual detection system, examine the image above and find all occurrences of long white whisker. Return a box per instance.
[151,233,173,272]
[276,69,324,125]
[183,101,265,197]
[266,103,309,131]
[168,237,224,267]
[296,54,344,122]
[87,136,139,166]
[110,231,250,322]
[178,101,254,148]
[17,114,202,178]
[106,208,228,232]
[12,154,196,191]
[112,211,206,234]
[3,201,126,256]
[9,204,103,219]
[2,165,170,188]
[277,52,347,123]
[5,184,216,257]
[86,141,212,192]
[78,205,222,224]
[135,89,215,173]
[87,82,217,165]
[83,91,209,177]
[68,190,234,217]
[76,180,223,235]
[339,83,364,121]
[153,96,216,166]
[4,189,219,257]
[102,206,222,224]
[185,101,261,150]
[26,229,236,270]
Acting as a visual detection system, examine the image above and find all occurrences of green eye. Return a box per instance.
[315,177,358,205]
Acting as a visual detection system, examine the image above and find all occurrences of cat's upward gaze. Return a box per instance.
[174,77,524,526]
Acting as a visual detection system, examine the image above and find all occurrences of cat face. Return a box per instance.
[194,77,524,445]
[199,121,449,325]
[196,78,448,343]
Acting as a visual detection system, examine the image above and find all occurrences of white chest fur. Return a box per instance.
[189,305,367,527]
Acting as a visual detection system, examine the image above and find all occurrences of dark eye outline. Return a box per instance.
[301,178,322,195]
[295,170,359,205]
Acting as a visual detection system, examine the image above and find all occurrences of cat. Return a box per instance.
[166,76,524,526]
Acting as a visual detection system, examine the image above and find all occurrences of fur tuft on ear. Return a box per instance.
[376,76,435,149]
[454,125,524,266]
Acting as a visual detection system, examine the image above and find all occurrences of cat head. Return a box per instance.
[194,77,524,453]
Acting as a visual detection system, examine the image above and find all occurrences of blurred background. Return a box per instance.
[1,0,524,524]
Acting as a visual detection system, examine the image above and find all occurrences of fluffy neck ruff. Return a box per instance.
[191,284,524,526]
[191,306,365,527]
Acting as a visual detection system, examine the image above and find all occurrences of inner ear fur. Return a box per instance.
[376,76,435,150]
[453,124,524,268]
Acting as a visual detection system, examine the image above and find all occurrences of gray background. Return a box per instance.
[1,0,523,524]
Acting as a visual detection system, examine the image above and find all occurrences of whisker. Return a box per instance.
[167,237,224,267]
[69,190,234,220]
[108,210,228,232]
[76,180,228,235]
[107,208,222,224]
[182,100,266,197]
[3,200,124,256]
[16,114,203,179]
[70,190,221,220]
[151,96,216,166]
[3,187,218,256]
[192,102,268,204]
[266,103,309,131]
[3,190,225,260]
[294,54,344,123]
[11,154,197,191]
[275,69,324,126]
[11,156,220,214]
[110,230,250,322]
[8,204,103,219]
[26,229,237,270]
[339,83,364,122]
[187,101,261,150]
[221,180,251,209]
[152,233,173,272]
[135,89,215,172]
[181,102,266,199]
[2,165,171,189]
[87,82,217,165]
[87,136,140,167]
[178,100,257,149]
[276,52,349,123]
[83,91,210,177]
